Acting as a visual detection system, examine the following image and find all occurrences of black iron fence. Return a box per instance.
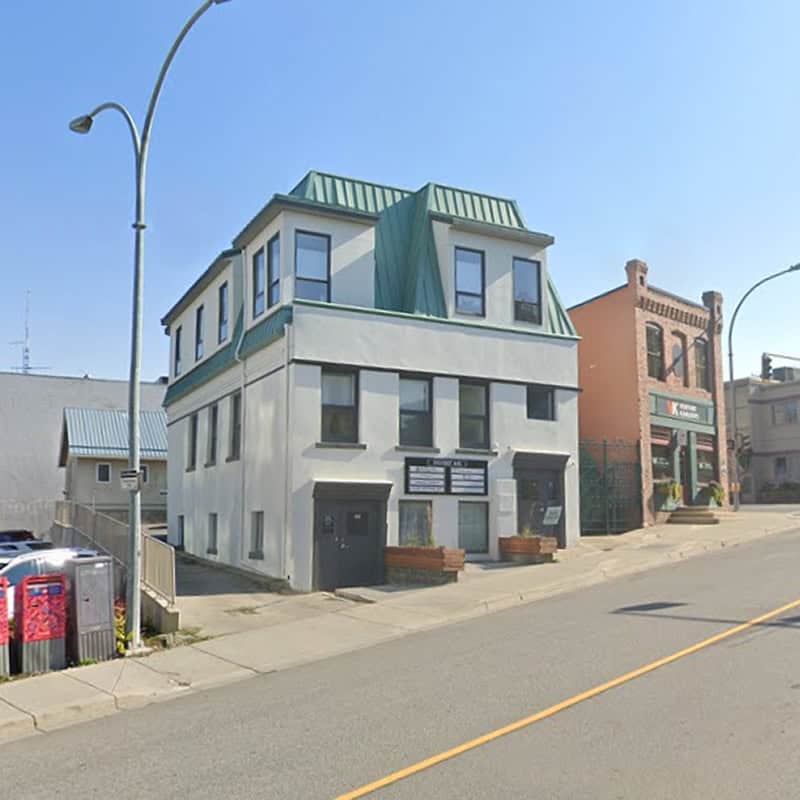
[580,440,642,535]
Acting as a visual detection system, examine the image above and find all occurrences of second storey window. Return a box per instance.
[218,282,229,343]
[268,233,281,308]
[321,369,358,443]
[207,403,218,465]
[229,391,242,460]
[459,381,489,450]
[672,332,687,385]
[188,413,198,470]
[174,325,183,376]
[455,247,485,316]
[646,323,664,380]
[296,231,331,302]
[399,376,433,447]
[195,306,204,361]
[513,257,542,323]
[253,247,266,318]
[695,338,710,390]
[527,386,555,420]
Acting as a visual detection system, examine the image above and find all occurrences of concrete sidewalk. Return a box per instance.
[1,509,797,743]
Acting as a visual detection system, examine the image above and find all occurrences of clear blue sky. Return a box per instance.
[2,0,799,381]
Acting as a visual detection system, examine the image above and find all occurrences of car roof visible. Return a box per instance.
[0,547,94,568]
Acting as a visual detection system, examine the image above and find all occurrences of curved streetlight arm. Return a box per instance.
[84,102,142,160]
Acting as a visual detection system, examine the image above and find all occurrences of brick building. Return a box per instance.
[569,259,728,526]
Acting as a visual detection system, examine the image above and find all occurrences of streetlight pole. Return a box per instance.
[69,0,231,651]
[727,262,800,511]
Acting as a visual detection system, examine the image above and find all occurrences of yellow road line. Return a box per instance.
[334,596,800,799]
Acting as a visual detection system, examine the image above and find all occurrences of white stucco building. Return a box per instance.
[162,172,580,592]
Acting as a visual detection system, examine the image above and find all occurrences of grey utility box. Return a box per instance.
[65,556,116,664]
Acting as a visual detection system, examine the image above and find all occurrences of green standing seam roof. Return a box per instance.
[60,407,167,463]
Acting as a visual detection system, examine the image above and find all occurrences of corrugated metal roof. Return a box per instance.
[61,407,167,462]
[546,278,577,337]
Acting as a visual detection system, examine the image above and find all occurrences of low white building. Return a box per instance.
[161,172,580,592]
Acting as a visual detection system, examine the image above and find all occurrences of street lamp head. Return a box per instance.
[790,263,800,272]
[69,115,94,134]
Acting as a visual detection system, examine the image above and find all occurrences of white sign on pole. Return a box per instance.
[120,469,141,491]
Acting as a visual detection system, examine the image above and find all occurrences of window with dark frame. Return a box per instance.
[646,323,664,380]
[458,501,489,554]
[268,233,281,308]
[207,513,218,555]
[513,257,542,323]
[195,305,204,361]
[455,247,485,316]
[174,326,183,376]
[527,386,555,420]
[459,381,489,449]
[253,247,266,317]
[250,511,264,559]
[695,338,710,390]
[141,464,149,484]
[207,403,219,465]
[295,231,331,302]
[218,282,229,343]
[229,392,242,460]
[96,463,111,484]
[188,413,198,470]
[399,376,433,447]
[321,369,358,443]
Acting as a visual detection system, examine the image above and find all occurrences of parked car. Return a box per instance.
[1,548,97,620]
[0,529,36,544]
[0,541,53,569]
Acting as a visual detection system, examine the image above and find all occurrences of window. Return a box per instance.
[772,401,799,426]
[459,381,489,450]
[694,339,710,390]
[174,326,183,376]
[399,501,433,546]
[229,392,242,460]
[96,463,111,484]
[207,513,218,555]
[140,464,149,484]
[671,333,687,385]
[295,231,330,302]
[268,233,281,308]
[527,386,555,420]
[696,434,716,484]
[176,515,185,549]
[458,502,489,554]
[775,457,788,482]
[651,426,674,481]
[188,413,198,470]
[250,511,264,559]
[207,403,218,465]
[513,257,541,323]
[646,323,664,380]
[195,305,204,361]
[218,282,229,343]
[321,370,358,443]
[455,247,485,316]
[253,247,266,317]
[399,377,433,447]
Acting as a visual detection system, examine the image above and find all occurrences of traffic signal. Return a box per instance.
[761,354,773,380]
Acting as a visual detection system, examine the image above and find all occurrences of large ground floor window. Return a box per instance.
[458,501,488,554]
[696,434,716,485]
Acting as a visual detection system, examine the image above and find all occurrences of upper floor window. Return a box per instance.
[695,339,710,390]
[207,403,219,466]
[188,413,198,470]
[646,323,664,380]
[527,386,555,420]
[772,401,799,426]
[296,231,331,302]
[321,369,358,443]
[268,234,281,308]
[455,247,485,316]
[195,305,204,361]
[459,381,489,450]
[253,247,266,318]
[218,283,229,344]
[399,376,433,447]
[229,391,242,460]
[671,332,687,385]
[174,325,183,377]
[513,257,542,324]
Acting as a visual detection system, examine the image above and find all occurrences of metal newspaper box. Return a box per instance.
[14,573,67,673]
[65,556,115,664]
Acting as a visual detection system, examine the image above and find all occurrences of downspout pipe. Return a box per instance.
[233,252,248,565]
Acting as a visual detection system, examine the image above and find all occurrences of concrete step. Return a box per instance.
[667,506,720,525]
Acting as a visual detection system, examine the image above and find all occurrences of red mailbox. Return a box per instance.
[14,573,67,673]
[0,577,8,678]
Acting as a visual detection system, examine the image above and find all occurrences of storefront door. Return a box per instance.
[679,446,692,505]
[516,469,565,546]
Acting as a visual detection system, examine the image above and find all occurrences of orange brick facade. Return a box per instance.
[571,259,728,526]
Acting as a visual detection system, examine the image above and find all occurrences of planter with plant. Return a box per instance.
[499,527,558,564]
[696,480,726,507]
[384,528,465,585]
[654,479,682,510]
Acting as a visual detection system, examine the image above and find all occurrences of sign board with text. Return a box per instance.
[120,469,141,491]
[405,458,488,496]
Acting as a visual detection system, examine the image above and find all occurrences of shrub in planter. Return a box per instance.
[384,536,465,586]
[499,529,558,564]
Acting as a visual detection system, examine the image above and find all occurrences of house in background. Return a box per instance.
[161,170,581,592]
[569,259,728,527]
[58,407,168,522]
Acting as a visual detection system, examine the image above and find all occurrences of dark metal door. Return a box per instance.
[314,501,383,591]
[517,469,565,546]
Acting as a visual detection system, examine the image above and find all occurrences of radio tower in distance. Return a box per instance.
[9,290,50,374]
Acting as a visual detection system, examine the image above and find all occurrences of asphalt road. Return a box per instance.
[6,526,800,800]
